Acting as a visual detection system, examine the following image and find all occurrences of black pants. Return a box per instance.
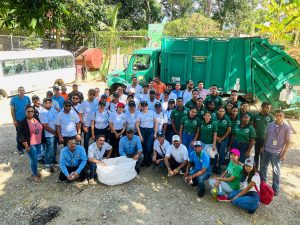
[255,138,264,169]
[63,136,77,147]
[94,127,109,141]
[168,156,186,172]
[110,129,122,157]
[59,165,87,182]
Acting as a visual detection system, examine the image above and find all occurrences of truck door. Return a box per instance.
[164,52,188,84]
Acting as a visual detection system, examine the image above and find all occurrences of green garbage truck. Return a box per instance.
[106,37,300,110]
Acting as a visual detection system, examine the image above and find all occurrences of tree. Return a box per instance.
[21,33,42,49]
[161,0,197,21]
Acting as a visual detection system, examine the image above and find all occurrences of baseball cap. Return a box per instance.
[117,102,125,108]
[113,92,119,98]
[172,135,180,142]
[99,100,106,106]
[194,141,202,147]
[53,86,60,91]
[140,101,148,106]
[168,99,175,104]
[63,100,72,106]
[155,102,162,107]
[126,127,134,132]
[230,148,240,157]
[31,95,39,100]
[128,101,136,107]
[244,157,254,167]
[157,131,164,137]
[101,94,107,99]
[149,89,156,94]
[188,80,194,84]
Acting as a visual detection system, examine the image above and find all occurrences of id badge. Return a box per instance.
[272,139,277,146]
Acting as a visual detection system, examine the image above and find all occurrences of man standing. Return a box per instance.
[46,91,60,112]
[153,76,166,100]
[185,89,199,110]
[55,100,81,146]
[88,134,113,184]
[184,141,212,197]
[39,98,58,171]
[147,89,159,111]
[172,82,183,99]
[197,81,209,100]
[253,102,274,168]
[204,84,223,109]
[117,86,128,104]
[164,135,188,176]
[79,89,97,153]
[126,76,142,96]
[260,109,291,196]
[10,86,31,155]
[139,84,149,102]
[52,86,65,110]
[119,127,144,173]
[227,90,241,108]
[68,83,84,103]
[182,80,194,104]
[171,97,189,135]
[31,95,43,118]
[59,138,87,182]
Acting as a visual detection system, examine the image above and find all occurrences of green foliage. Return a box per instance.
[161,0,197,20]
[163,13,229,37]
[21,33,42,49]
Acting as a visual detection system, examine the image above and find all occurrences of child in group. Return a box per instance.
[209,149,243,199]
[219,157,261,214]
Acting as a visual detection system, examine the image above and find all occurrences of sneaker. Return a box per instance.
[135,168,140,174]
[45,167,54,173]
[217,195,229,202]
[273,189,279,196]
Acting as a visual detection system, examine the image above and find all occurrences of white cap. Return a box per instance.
[129,88,136,93]
[172,135,180,142]
[194,141,202,147]
[244,157,254,167]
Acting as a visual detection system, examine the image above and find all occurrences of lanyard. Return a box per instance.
[274,123,283,138]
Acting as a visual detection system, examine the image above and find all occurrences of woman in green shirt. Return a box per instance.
[196,97,205,121]
[206,101,218,121]
[213,106,232,174]
[200,111,218,156]
[179,107,200,155]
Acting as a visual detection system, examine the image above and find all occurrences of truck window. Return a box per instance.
[132,54,150,71]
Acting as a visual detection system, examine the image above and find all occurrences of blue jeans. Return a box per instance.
[140,127,154,165]
[27,144,41,176]
[45,136,57,166]
[84,127,92,153]
[182,131,195,155]
[208,179,234,195]
[214,138,228,169]
[232,141,249,163]
[229,190,260,214]
[191,169,212,195]
[260,150,281,192]
[89,163,97,179]
[165,124,173,144]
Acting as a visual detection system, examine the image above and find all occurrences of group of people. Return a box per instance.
[10,76,291,214]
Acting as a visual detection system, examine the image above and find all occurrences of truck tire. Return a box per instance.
[110,83,126,93]
[0,89,8,100]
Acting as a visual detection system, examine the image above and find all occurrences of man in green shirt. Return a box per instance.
[204,84,223,109]
[238,102,254,124]
[253,102,274,168]
[171,97,190,135]
[185,89,198,110]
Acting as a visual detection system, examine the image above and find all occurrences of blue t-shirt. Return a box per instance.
[52,95,65,110]
[119,135,143,156]
[189,150,211,175]
[10,96,31,121]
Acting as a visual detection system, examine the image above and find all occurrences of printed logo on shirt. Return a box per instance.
[207,124,212,128]
[266,117,270,122]
[184,110,188,114]
[76,154,80,159]
[237,121,241,125]
[223,120,227,124]
[245,129,249,133]
[193,120,197,125]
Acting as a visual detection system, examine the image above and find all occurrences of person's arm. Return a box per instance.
[231,181,256,201]
[215,175,237,182]
[193,127,200,142]
[10,104,18,127]
[56,125,64,143]
[229,134,235,149]
[164,156,172,171]
[76,122,81,141]
[42,123,56,136]
[212,132,217,151]
[76,148,87,175]
[221,127,232,141]
[119,138,126,156]
[190,167,207,179]
[91,120,95,140]
[59,151,69,177]
[135,120,143,142]
[184,161,191,177]
[119,121,126,136]
[179,124,183,142]
[171,118,178,134]
[280,127,291,160]
[153,117,158,139]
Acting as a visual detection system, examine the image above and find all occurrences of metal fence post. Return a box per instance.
[10,35,13,50]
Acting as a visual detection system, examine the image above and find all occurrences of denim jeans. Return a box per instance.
[45,136,58,167]
[182,131,195,156]
[140,127,154,165]
[229,190,260,214]
[232,141,249,163]
[83,127,92,153]
[208,179,234,195]
[260,150,281,192]
[191,169,212,195]
[27,144,41,176]
[214,138,229,169]
[89,162,97,179]
[255,138,265,169]
[16,120,23,151]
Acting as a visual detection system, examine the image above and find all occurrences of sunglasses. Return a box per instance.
[72,97,79,100]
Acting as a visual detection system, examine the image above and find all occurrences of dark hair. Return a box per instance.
[72,93,80,98]
[192,89,198,94]
[218,105,225,111]
[25,105,34,111]
[261,102,271,107]
[275,109,284,115]
[96,134,105,141]
[211,84,218,88]
[88,89,96,96]
[208,100,215,106]
[241,102,249,106]
[203,111,211,116]
[231,90,238,94]
[242,165,258,183]
[198,81,204,84]
[68,137,76,143]
[177,97,183,101]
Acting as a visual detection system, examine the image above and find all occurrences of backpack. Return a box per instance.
[254,173,274,205]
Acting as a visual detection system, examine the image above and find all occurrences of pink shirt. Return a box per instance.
[28,119,43,145]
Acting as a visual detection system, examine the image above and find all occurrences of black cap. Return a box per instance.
[63,100,72,106]
[157,131,164,137]
[155,102,162,107]
[164,90,170,94]
[126,127,134,132]
[149,89,156,94]
[140,101,148,106]
[143,84,149,88]
[31,95,39,100]
[99,100,106,106]
[168,99,175,104]
[101,94,107,99]
[128,101,136,107]
[43,98,52,103]
[53,86,60,90]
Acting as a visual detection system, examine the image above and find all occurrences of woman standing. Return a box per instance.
[229,114,256,163]
[179,107,201,155]
[213,106,232,174]
[19,106,44,183]
[125,101,139,134]
[136,101,158,167]
[200,111,218,156]
[91,101,110,141]
[109,102,126,157]
[165,99,175,143]
[206,101,218,121]
[196,97,205,121]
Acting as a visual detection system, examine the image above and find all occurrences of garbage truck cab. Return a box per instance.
[106,48,161,90]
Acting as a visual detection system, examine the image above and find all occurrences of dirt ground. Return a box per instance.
[0,81,299,225]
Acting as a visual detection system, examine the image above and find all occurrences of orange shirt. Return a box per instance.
[60,93,68,100]
[153,82,166,99]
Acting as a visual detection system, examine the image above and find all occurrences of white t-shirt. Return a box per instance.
[243,173,261,192]
[93,110,110,129]
[109,102,117,113]
[79,100,97,127]
[55,111,80,137]
[153,139,170,157]
[88,142,112,160]
[52,100,60,111]
[160,99,169,112]
[109,112,126,130]
[166,144,188,163]
[39,107,57,137]
[160,92,177,101]
[155,112,167,132]
[182,89,192,104]
[137,110,156,128]
[126,84,143,95]
[126,110,139,131]
[147,99,160,111]
[119,94,128,104]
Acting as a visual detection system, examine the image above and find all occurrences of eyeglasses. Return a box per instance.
[26,110,34,113]
[72,97,79,100]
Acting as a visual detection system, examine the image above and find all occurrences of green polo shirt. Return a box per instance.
[185,99,197,110]
[203,110,218,121]
[196,108,205,121]
[253,112,275,139]
[230,116,241,129]
[217,116,231,137]
[204,94,223,109]
[238,111,254,123]
[225,161,243,190]
[171,107,190,131]
[200,121,218,144]
[232,124,256,143]
[181,116,201,134]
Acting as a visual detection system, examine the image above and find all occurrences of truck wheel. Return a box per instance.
[110,83,126,93]
[0,89,8,100]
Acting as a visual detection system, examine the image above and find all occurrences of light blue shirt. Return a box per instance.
[119,135,142,156]
[59,145,87,176]
[39,107,57,137]
[55,111,80,137]
[189,150,211,175]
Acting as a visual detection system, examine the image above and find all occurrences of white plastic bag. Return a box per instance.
[96,156,137,186]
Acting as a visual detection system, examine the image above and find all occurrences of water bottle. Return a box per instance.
[212,188,218,201]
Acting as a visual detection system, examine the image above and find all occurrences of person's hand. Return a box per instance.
[91,135,95,141]
[13,121,18,127]
[155,159,162,164]
[154,134,157,140]
[67,175,73,181]
[75,134,81,142]
[212,145,216,151]
[152,155,157,162]
[172,168,179,175]
[245,151,251,158]
[25,145,30,152]
[186,175,193,182]
[190,141,195,147]
[280,151,286,161]
[133,154,139,160]
[71,172,79,179]
[168,169,173,176]
[83,126,88,133]
[59,137,64,144]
